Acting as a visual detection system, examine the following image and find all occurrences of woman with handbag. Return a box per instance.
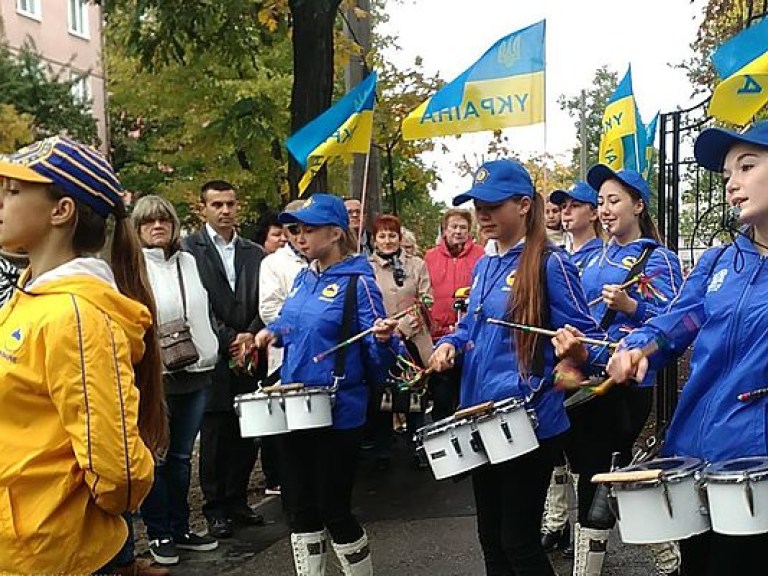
[132,195,221,566]
[368,214,434,470]
[0,136,165,575]
[254,193,399,576]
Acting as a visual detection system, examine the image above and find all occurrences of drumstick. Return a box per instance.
[312,304,418,363]
[738,386,768,402]
[487,318,618,348]
[261,383,305,394]
[591,469,663,483]
[589,339,661,396]
[453,401,495,421]
[587,274,643,307]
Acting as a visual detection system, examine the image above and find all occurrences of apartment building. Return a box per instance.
[0,0,107,149]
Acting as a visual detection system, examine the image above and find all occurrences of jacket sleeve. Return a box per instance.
[547,251,610,371]
[247,247,267,335]
[259,255,283,325]
[629,248,683,323]
[357,275,400,384]
[44,297,154,515]
[621,247,718,370]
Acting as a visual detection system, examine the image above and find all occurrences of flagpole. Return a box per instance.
[357,145,372,252]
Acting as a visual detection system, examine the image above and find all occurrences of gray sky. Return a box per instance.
[380,0,707,204]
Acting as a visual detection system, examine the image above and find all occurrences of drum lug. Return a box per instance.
[694,473,710,515]
[233,400,241,418]
[470,429,484,454]
[305,394,312,413]
[608,486,620,521]
[451,435,463,457]
[500,421,513,443]
[526,408,539,429]
[745,479,756,517]
[266,397,273,416]
[662,480,674,519]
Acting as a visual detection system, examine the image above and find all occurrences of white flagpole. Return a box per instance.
[357,145,372,252]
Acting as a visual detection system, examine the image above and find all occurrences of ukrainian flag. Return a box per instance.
[643,113,659,180]
[286,72,377,194]
[708,16,768,125]
[402,20,546,141]
[598,66,646,175]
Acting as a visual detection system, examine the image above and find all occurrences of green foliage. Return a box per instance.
[0,43,97,145]
[0,104,34,153]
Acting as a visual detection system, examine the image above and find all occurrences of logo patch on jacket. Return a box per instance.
[503,270,516,291]
[1,326,24,362]
[707,269,728,293]
[621,256,637,269]
[321,283,340,299]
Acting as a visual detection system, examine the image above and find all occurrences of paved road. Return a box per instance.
[149,436,659,575]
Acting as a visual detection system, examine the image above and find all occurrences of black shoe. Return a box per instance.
[541,522,570,552]
[149,538,180,565]
[175,532,219,551]
[229,504,265,526]
[206,517,233,539]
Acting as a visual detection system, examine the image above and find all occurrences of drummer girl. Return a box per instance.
[606,120,768,575]
[429,159,606,575]
[550,182,603,271]
[556,165,681,575]
[254,193,399,576]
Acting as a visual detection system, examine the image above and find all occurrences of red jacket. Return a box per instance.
[424,238,485,340]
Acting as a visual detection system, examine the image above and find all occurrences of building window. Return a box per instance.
[71,73,92,110]
[16,0,42,20]
[68,0,90,38]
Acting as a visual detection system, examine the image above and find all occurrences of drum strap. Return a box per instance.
[333,274,360,380]
[599,246,657,331]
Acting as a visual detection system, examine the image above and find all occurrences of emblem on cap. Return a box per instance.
[303,197,313,208]
[474,167,489,185]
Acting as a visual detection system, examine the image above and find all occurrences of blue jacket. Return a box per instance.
[269,255,398,430]
[570,238,604,274]
[622,236,768,462]
[438,245,606,440]
[580,238,682,384]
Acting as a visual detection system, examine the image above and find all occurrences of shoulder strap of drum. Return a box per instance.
[599,245,657,330]
[531,249,553,378]
[334,274,360,379]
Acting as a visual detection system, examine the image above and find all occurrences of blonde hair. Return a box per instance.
[340,228,359,256]
[131,195,182,254]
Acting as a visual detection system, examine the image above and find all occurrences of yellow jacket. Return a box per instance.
[0,259,155,575]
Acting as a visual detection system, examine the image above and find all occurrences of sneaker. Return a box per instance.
[541,522,570,553]
[175,532,219,552]
[265,485,281,496]
[149,538,179,565]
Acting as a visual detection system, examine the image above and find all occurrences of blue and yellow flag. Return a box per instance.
[286,72,377,194]
[709,16,768,125]
[598,66,646,175]
[402,20,546,141]
[642,113,659,180]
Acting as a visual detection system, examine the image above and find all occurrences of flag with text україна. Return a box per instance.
[286,72,377,195]
[598,66,647,175]
[401,20,546,140]
[708,16,768,125]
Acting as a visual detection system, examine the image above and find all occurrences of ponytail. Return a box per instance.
[507,194,550,375]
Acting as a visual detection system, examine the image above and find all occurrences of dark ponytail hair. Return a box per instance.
[618,182,663,243]
[507,193,550,375]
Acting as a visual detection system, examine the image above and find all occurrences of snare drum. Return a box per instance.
[474,397,539,464]
[233,391,288,437]
[415,417,488,480]
[283,386,335,430]
[612,456,710,544]
[704,456,768,535]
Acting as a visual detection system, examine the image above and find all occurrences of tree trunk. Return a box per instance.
[288,0,341,198]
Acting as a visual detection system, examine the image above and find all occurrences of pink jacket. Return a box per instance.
[424,238,485,340]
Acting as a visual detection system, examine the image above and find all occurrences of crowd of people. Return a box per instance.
[0,120,767,576]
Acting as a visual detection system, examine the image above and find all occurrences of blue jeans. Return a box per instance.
[141,387,209,540]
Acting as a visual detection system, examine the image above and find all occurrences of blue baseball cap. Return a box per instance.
[549,182,598,207]
[695,120,768,173]
[0,136,124,218]
[587,164,651,207]
[453,159,534,206]
[278,193,349,229]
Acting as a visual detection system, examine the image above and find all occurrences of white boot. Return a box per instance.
[331,531,373,576]
[543,465,570,533]
[291,531,328,576]
[647,541,681,575]
[573,524,609,576]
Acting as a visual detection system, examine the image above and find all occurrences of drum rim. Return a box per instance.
[613,456,706,490]
[474,396,525,422]
[415,417,475,440]
[704,456,768,482]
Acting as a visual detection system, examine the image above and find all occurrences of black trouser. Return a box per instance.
[680,530,768,575]
[472,435,563,576]
[260,435,281,489]
[199,410,258,519]
[279,426,364,544]
[565,386,653,526]
[430,364,461,421]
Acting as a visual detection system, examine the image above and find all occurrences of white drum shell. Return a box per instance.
[614,458,710,544]
[234,393,288,437]
[283,388,334,430]
[475,402,539,464]
[705,457,768,536]
[419,419,488,480]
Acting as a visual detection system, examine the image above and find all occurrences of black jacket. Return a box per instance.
[182,228,267,411]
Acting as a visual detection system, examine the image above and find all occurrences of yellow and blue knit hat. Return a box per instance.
[0,136,124,218]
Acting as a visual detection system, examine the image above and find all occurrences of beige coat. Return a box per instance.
[370,252,434,365]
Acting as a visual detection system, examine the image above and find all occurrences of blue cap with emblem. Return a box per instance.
[278,193,349,229]
[587,164,651,207]
[549,181,598,207]
[0,136,125,218]
[453,159,535,206]
[694,120,768,173]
